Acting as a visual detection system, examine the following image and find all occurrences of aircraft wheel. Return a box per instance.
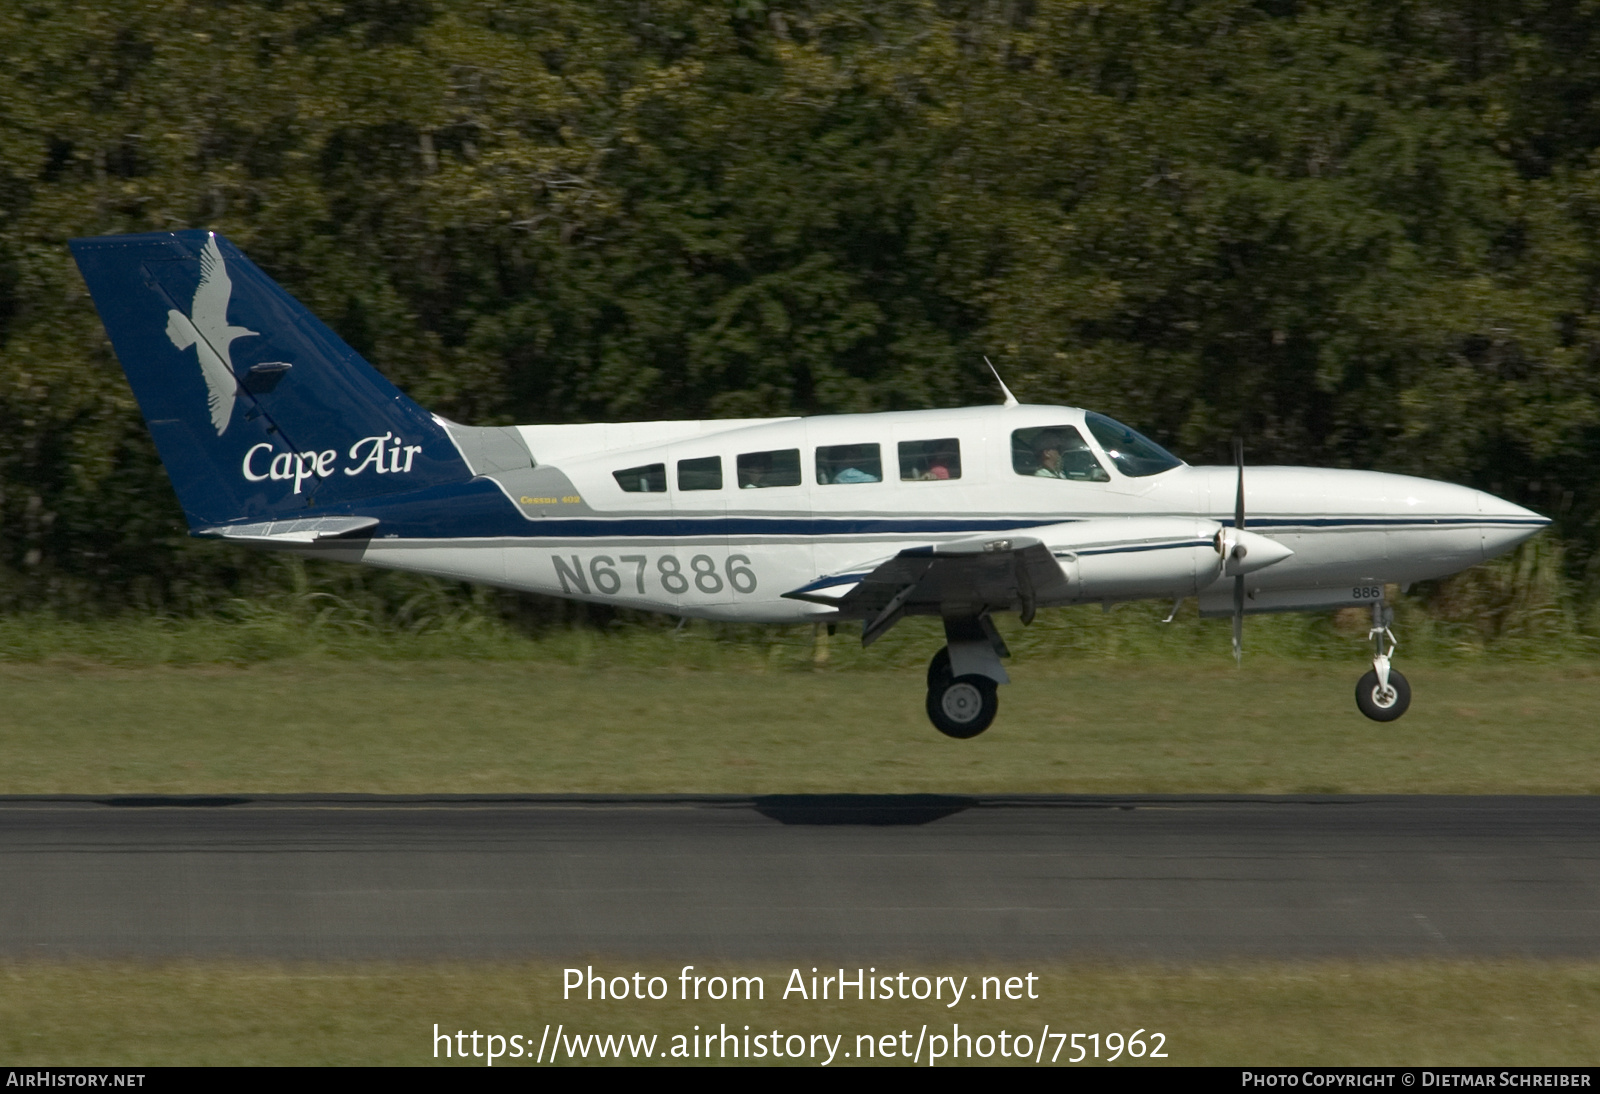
[927,674,998,739]
[1355,668,1411,722]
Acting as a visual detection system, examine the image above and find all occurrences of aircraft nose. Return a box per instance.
[1476,489,1551,560]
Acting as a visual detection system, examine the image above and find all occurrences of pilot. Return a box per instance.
[1034,441,1068,479]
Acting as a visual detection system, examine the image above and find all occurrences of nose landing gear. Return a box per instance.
[1355,602,1410,721]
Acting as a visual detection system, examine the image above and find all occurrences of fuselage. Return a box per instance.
[69,229,1543,731]
[344,404,1548,623]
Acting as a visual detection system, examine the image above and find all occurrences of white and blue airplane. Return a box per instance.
[71,230,1550,737]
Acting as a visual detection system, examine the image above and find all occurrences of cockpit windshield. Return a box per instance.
[1083,412,1183,477]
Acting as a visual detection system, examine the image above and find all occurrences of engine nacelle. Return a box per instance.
[1037,518,1293,602]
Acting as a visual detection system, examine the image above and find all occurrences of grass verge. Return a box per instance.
[3,659,1600,795]
[2,959,1597,1066]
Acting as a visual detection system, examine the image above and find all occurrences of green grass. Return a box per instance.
[0,564,1591,672]
[3,587,1597,795]
[4,656,1600,795]
[2,596,1595,1067]
[3,959,1598,1065]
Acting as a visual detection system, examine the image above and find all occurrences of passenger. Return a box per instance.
[926,458,951,480]
[832,466,879,483]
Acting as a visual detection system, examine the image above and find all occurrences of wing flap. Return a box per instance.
[784,534,1073,643]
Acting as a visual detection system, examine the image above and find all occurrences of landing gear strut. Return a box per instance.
[926,647,999,739]
[1355,601,1410,721]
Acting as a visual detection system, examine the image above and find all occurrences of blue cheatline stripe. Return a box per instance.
[1222,516,1548,529]
[496,516,1057,536]
[475,513,1541,538]
[335,515,1546,544]
[1070,539,1215,557]
[260,478,1548,541]
[338,516,1548,544]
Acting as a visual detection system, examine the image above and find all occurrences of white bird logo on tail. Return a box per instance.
[164,233,257,435]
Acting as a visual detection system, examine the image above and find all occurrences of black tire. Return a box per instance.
[926,674,999,739]
[1355,668,1411,722]
[927,646,953,690]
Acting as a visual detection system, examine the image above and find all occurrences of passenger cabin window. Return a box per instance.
[899,439,962,481]
[1011,426,1109,482]
[1084,412,1183,477]
[737,448,802,489]
[816,443,882,485]
[613,463,666,492]
[677,456,722,491]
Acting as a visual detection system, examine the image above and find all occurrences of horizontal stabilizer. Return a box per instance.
[196,515,378,544]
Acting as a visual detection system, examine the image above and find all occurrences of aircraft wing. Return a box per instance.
[783,532,1071,645]
[783,517,1279,645]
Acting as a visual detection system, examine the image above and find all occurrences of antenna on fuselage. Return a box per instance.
[984,356,1020,407]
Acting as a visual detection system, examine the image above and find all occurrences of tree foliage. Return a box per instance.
[4,0,1600,613]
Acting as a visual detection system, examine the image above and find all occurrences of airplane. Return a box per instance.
[70,230,1551,738]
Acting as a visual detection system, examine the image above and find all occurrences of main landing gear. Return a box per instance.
[925,616,1009,739]
[926,648,999,738]
[1355,601,1410,722]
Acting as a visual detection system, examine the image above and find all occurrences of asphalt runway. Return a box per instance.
[2,794,1597,960]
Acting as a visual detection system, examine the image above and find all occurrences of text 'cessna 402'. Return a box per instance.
[71,231,1550,737]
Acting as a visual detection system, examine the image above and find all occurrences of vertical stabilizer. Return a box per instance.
[70,230,471,528]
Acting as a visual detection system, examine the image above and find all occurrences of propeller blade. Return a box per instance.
[1232,436,1245,664]
[1232,573,1245,664]
[1234,435,1245,534]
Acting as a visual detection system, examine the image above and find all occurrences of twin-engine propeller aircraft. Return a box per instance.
[72,230,1550,737]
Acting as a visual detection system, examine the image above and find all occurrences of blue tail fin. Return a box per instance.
[70,230,471,529]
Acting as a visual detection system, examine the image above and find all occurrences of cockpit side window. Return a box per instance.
[737,448,802,488]
[1011,426,1109,482]
[613,463,667,492]
[816,443,882,485]
[1084,412,1183,477]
